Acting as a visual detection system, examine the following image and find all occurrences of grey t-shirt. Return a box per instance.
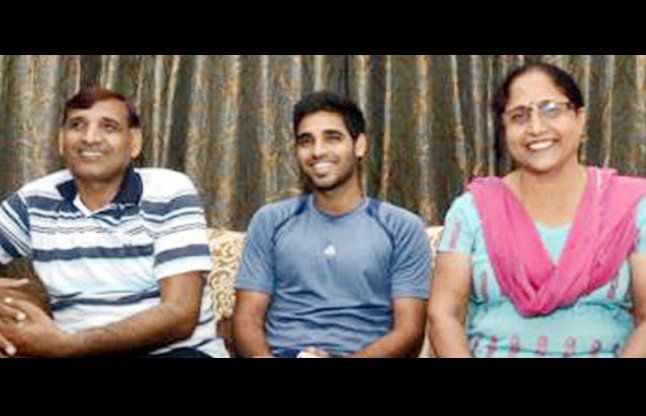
[235,195,431,357]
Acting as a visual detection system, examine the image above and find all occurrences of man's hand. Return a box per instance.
[0,277,50,313]
[0,278,29,290]
[0,297,73,357]
[0,278,31,357]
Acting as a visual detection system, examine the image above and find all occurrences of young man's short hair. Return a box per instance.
[293,91,365,140]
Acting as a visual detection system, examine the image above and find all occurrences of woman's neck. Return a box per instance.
[504,162,587,227]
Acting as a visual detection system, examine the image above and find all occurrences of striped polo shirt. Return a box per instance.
[0,166,227,357]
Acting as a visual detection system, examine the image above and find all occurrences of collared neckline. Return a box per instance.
[56,164,143,206]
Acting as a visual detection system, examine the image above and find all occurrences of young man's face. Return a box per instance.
[295,111,366,192]
[59,99,142,185]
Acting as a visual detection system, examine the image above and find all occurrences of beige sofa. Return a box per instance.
[206,226,444,358]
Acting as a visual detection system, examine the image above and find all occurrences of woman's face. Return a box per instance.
[503,70,587,175]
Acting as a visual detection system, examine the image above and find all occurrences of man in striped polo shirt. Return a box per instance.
[0,87,227,357]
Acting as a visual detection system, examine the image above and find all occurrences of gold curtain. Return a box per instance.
[0,55,644,230]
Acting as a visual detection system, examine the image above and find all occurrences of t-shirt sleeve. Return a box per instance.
[438,193,477,255]
[152,176,213,281]
[635,196,646,255]
[390,215,432,300]
[0,192,32,264]
[234,207,276,295]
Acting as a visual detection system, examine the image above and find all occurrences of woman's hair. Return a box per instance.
[492,62,584,135]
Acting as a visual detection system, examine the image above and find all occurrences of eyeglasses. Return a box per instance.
[503,100,576,127]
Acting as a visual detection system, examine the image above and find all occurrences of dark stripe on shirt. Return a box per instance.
[0,226,22,258]
[33,244,154,262]
[141,194,202,217]
[198,315,215,326]
[366,199,396,250]
[155,244,210,266]
[51,290,160,312]
[272,196,308,247]
[25,195,74,213]
[5,194,30,232]
[140,210,205,225]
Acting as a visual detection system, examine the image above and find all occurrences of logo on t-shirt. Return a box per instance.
[323,245,337,258]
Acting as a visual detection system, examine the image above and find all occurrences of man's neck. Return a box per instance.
[75,176,124,212]
[313,180,364,216]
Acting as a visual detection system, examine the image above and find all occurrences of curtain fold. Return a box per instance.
[0,55,643,230]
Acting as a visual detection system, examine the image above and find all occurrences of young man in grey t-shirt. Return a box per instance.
[233,91,431,358]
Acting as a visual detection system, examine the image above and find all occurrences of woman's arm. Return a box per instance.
[427,252,473,358]
[618,254,646,358]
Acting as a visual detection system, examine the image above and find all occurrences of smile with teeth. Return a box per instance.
[79,149,104,158]
[527,140,556,151]
[312,162,335,175]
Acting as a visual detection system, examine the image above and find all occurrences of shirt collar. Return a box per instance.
[56,164,143,206]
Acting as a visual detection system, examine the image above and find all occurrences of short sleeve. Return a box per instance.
[389,216,432,300]
[0,192,32,264]
[635,196,646,255]
[234,207,277,295]
[152,176,212,280]
[438,193,477,255]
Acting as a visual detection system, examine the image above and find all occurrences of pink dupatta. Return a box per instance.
[469,167,646,317]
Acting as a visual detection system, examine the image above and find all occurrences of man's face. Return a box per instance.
[295,111,366,192]
[59,99,142,185]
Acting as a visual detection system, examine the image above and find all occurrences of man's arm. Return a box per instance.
[0,271,203,357]
[342,213,430,359]
[233,290,273,358]
[349,297,426,358]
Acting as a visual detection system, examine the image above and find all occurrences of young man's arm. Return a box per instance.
[232,204,280,358]
[348,297,426,358]
[233,290,273,358]
[0,271,203,357]
[343,212,431,358]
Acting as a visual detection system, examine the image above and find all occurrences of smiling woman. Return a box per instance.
[428,62,646,358]
[498,66,587,179]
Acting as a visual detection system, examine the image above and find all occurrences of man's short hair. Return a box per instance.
[293,91,366,140]
[62,87,141,128]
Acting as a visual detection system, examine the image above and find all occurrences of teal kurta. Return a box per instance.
[439,193,646,358]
